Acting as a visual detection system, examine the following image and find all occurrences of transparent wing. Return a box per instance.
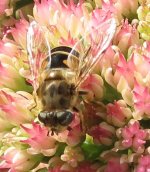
[67,17,116,88]
[27,21,51,91]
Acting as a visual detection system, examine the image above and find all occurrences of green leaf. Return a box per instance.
[102,80,122,104]
[81,142,109,161]
[55,142,66,156]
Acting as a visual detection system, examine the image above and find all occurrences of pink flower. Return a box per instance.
[114,52,135,88]
[10,18,29,49]
[21,122,57,156]
[33,0,52,26]
[0,60,32,92]
[66,122,83,146]
[33,0,116,46]
[104,157,129,172]
[59,32,78,47]
[89,122,115,145]
[0,0,148,171]
[0,39,20,57]
[107,100,132,127]
[133,81,150,117]
[0,62,20,89]
[133,50,150,79]
[90,1,115,27]
[80,74,104,101]
[98,46,119,88]
[33,0,85,38]
[0,147,42,172]
[0,90,33,126]
[121,121,147,152]
[0,0,10,16]
[132,41,150,84]
[136,155,150,172]
[99,46,118,71]
[113,20,140,55]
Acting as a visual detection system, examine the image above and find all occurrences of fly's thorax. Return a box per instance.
[37,69,78,111]
[41,68,76,82]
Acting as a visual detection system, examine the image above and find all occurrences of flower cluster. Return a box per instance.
[0,0,150,171]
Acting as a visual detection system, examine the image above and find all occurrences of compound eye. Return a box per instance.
[57,111,73,126]
[38,111,57,126]
[38,112,47,124]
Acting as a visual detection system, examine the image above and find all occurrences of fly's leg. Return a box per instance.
[29,91,43,118]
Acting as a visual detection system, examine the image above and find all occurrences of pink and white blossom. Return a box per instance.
[21,122,57,156]
[0,0,149,171]
[121,121,147,152]
[0,147,42,172]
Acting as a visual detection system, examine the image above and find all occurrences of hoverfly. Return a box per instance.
[27,17,116,135]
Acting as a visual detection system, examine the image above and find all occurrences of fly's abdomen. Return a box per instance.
[39,77,76,111]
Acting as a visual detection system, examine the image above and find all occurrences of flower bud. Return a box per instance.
[106,100,132,127]
[136,155,150,172]
[113,20,140,56]
[80,74,104,101]
[0,90,33,127]
[21,122,57,156]
[133,81,150,118]
[89,122,116,146]
[121,121,147,152]
[0,147,42,171]
[137,5,150,40]
[10,18,29,49]
[0,61,32,92]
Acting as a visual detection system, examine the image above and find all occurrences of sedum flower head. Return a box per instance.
[136,155,150,172]
[0,0,150,171]
[0,147,42,172]
[106,100,132,127]
[121,121,147,152]
[21,122,57,156]
[113,19,141,56]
